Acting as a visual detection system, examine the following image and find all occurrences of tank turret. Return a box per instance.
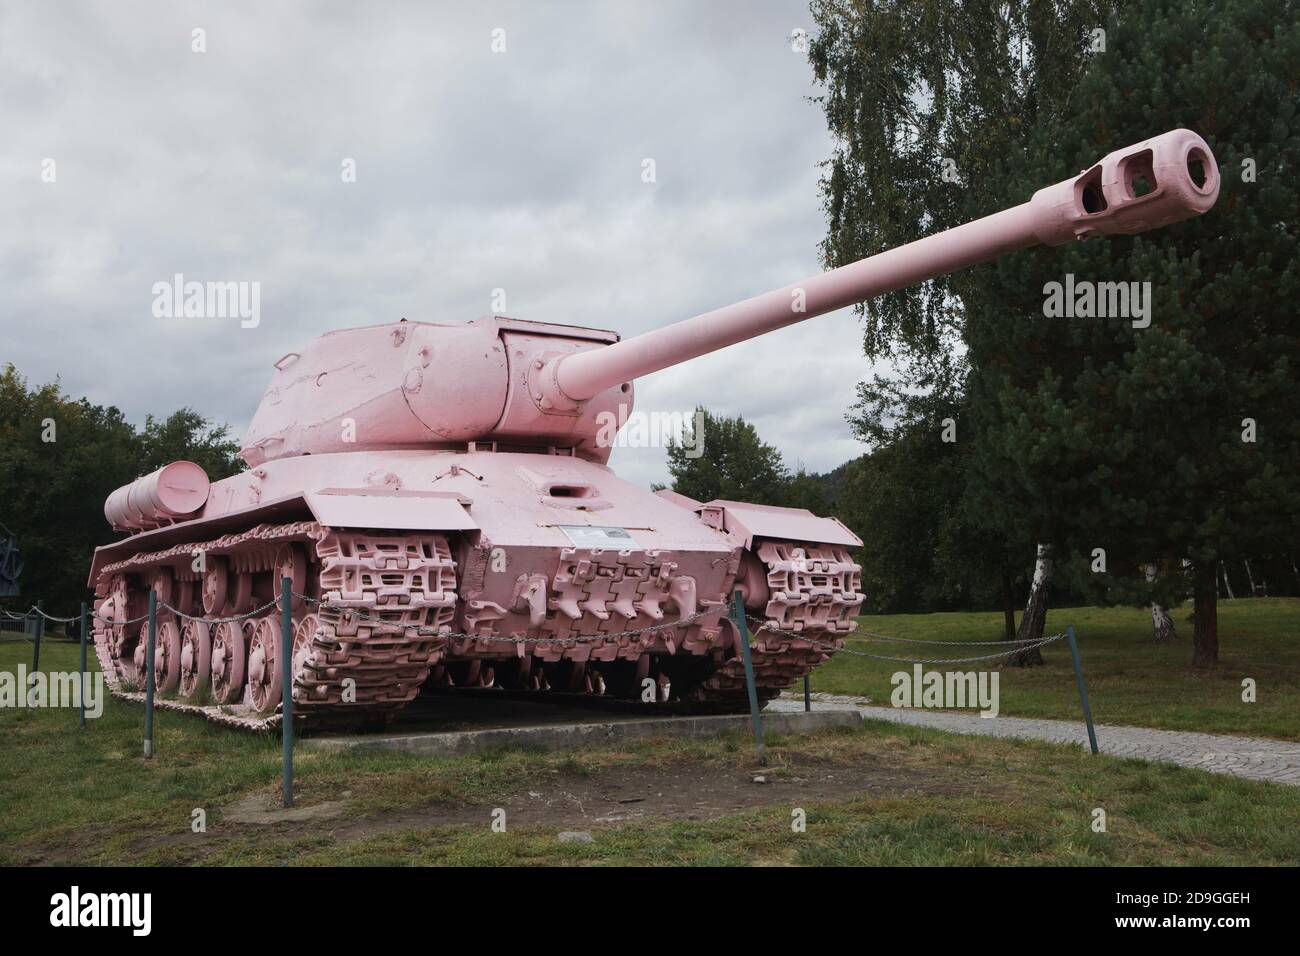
[240,317,631,466]
[88,129,1219,731]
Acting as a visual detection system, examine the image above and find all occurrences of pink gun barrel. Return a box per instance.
[546,129,1219,405]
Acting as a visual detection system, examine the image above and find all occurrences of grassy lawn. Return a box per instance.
[813,597,1300,740]
[2,635,1298,866]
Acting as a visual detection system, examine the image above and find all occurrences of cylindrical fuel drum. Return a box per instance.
[104,461,211,531]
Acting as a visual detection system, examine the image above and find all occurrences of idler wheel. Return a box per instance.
[132,621,149,682]
[103,575,139,682]
[210,621,247,704]
[291,613,318,684]
[153,619,182,694]
[178,621,212,700]
[246,616,282,714]
[274,544,307,612]
[202,557,229,616]
[737,551,771,610]
[109,624,129,667]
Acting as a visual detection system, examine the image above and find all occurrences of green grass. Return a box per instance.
[813,597,1300,740]
[2,634,1299,866]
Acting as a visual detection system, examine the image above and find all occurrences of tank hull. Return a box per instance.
[84,128,1221,732]
[89,450,864,731]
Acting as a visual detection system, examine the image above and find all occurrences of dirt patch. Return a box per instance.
[224,794,348,825]
[31,746,1006,864]
[316,750,997,842]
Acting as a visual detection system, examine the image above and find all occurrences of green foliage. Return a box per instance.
[782,467,834,515]
[138,409,242,480]
[665,406,790,505]
[965,0,1300,601]
[0,364,242,610]
[809,0,1120,612]
[840,389,1016,612]
[811,0,1299,630]
[665,402,1025,612]
[810,0,1116,362]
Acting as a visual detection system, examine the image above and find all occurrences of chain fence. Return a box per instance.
[747,616,1068,665]
[1,588,1100,766]
[156,600,277,625]
[3,593,1066,667]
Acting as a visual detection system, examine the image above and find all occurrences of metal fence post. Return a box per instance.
[30,599,44,687]
[281,576,294,807]
[1066,625,1099,755]
[79,602,89,729]
[144,589,157,759]
[729,589,767,765]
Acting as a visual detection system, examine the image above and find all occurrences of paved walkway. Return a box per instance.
[768,694,1300,786]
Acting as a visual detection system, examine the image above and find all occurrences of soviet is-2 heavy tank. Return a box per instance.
[88,129,1219,731]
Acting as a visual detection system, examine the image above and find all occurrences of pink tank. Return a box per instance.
[88,129,1219,730]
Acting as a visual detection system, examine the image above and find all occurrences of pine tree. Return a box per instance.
[964,0,1300,666]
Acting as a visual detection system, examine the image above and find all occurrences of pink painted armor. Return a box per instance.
[88,129,1219,730]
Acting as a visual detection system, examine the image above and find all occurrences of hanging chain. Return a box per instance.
[746,615,1067,665]
[11,592,1064,662]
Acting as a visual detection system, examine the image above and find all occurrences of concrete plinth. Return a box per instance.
[301,708,861,757]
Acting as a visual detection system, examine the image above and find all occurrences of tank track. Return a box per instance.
[92,522,456,732]
[432,538,862,709]
[91,523,861,731]
[696,540,861,705]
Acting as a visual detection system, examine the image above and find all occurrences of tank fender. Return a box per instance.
[87,488,481,586]
[303,489,478,533]
[695,499,861,550]
[653,488,703,510]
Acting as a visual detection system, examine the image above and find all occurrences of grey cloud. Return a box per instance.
[1,0,872,489]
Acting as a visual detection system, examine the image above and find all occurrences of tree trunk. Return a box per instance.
[1145,562,1177,641]
[1192,562,1219,666]
[1006,544,1051,667]
[1220,562,1235,599]
[1150,602,1177,642]
[1001,573,1016,643]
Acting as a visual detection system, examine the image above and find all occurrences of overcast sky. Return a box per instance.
[1,1,878,488]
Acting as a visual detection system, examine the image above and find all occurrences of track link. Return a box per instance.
[92,523,456,731]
